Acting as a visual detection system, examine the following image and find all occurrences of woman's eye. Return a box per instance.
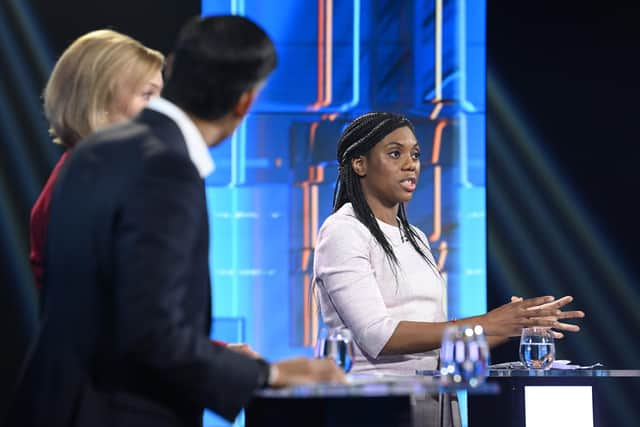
[389,151,401,159]
[412,151,421,160]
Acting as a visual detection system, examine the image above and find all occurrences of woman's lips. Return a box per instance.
[400,177,416,192]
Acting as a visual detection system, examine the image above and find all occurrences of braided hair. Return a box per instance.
[333,112,436,270]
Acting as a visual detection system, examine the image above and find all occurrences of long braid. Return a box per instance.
[333,112,437,272]
[397,204,439,272]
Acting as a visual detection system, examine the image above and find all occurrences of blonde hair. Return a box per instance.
[44,29,164,147]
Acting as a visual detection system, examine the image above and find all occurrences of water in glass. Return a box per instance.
[315,327,355,373]
[519,327,555,370]
[439,325,489,387]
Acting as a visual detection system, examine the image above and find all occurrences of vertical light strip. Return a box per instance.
[303,275,310,345]
[226,0,243,316]
[434,0,443,101]
[239,119,247,184]
[429,119,446,242]
[457,0,467,104]
[301,181,310,270]
[457,0,470,186]
[310,0,325,110]
[301,165,325,346]
[429,166,442,242]
[309,183,320,347]
[311,286,319,346]
[230,0,245,15]
[311,183,319,246]
[317,0,325,106]
[431,120,446,163]
[429,102,443,120]
[430,0,444,119]
[437,241,448,271]
[225,0,244,319]
[230,134,238,186]
[324,0,333,106]
[311,0,360,111]
[231,189,239,315]
[350,0,360,109]
[309,122,319,152]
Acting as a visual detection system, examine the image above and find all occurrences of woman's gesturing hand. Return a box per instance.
[482,296,585,337]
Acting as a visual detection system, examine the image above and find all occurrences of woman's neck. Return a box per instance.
[365,199,399,226]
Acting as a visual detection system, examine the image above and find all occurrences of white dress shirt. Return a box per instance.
[147,96,215,178]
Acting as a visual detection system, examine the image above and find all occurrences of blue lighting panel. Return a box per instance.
[201,2,485,426]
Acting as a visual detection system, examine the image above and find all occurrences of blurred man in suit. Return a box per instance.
[4,15,344,427]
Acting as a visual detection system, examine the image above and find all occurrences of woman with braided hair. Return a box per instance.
[313,112,585,425]
[314,114,584,363]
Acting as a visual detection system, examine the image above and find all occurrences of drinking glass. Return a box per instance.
[439,325,490,387]
[314,327,355,373]
[519,327,555,370]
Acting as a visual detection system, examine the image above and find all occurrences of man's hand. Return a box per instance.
[269,357,347,388]
[227,343,261,359]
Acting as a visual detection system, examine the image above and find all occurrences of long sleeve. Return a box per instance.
[113,149,261,420]
[314,214,400,358]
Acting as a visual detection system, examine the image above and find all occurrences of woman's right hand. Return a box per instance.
[481,295,584,337]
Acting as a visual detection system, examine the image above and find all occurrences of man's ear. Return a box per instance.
[351,156,367,177]
[233,87,260,118]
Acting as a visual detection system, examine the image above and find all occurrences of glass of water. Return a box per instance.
[439,325,490,387]
[519,327,555,370]
[314,327,355,373]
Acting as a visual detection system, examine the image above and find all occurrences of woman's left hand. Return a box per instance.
[511,296,585,339]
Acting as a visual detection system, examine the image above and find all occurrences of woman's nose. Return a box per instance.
[402,155,417,170]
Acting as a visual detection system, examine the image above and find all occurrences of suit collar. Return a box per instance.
[146,97,214,178]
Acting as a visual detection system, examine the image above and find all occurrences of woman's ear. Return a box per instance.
[351,156,367,177]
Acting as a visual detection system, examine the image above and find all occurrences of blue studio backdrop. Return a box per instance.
[201,1,485,425]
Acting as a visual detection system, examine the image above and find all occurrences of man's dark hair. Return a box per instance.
[163,15,277,120]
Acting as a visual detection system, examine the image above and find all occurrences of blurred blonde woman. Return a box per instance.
[30,29,164,290]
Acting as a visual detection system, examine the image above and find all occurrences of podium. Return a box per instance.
[246,376,499,427]
[468,369,640,427]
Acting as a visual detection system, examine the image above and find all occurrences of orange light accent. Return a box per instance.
[301,181,310,270]
[311,292,319,347]
[429,166,442,242]
[311,185,319,247]
[324,0,333,106]
[431,120,446,164]
[311,0,325,110]
[316,164,325,182]
[429,102,443,120]
[303,275,310,345]
[321,113,339,121]
[434,0,443,101]
[437,241,448,271]
[300,164,326,347]
[309,0,333,110]
[310,122,319,153]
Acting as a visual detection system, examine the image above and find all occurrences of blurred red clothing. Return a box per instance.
[29,150,71,289]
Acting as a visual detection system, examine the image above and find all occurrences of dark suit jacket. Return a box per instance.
[4,110,264,427]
